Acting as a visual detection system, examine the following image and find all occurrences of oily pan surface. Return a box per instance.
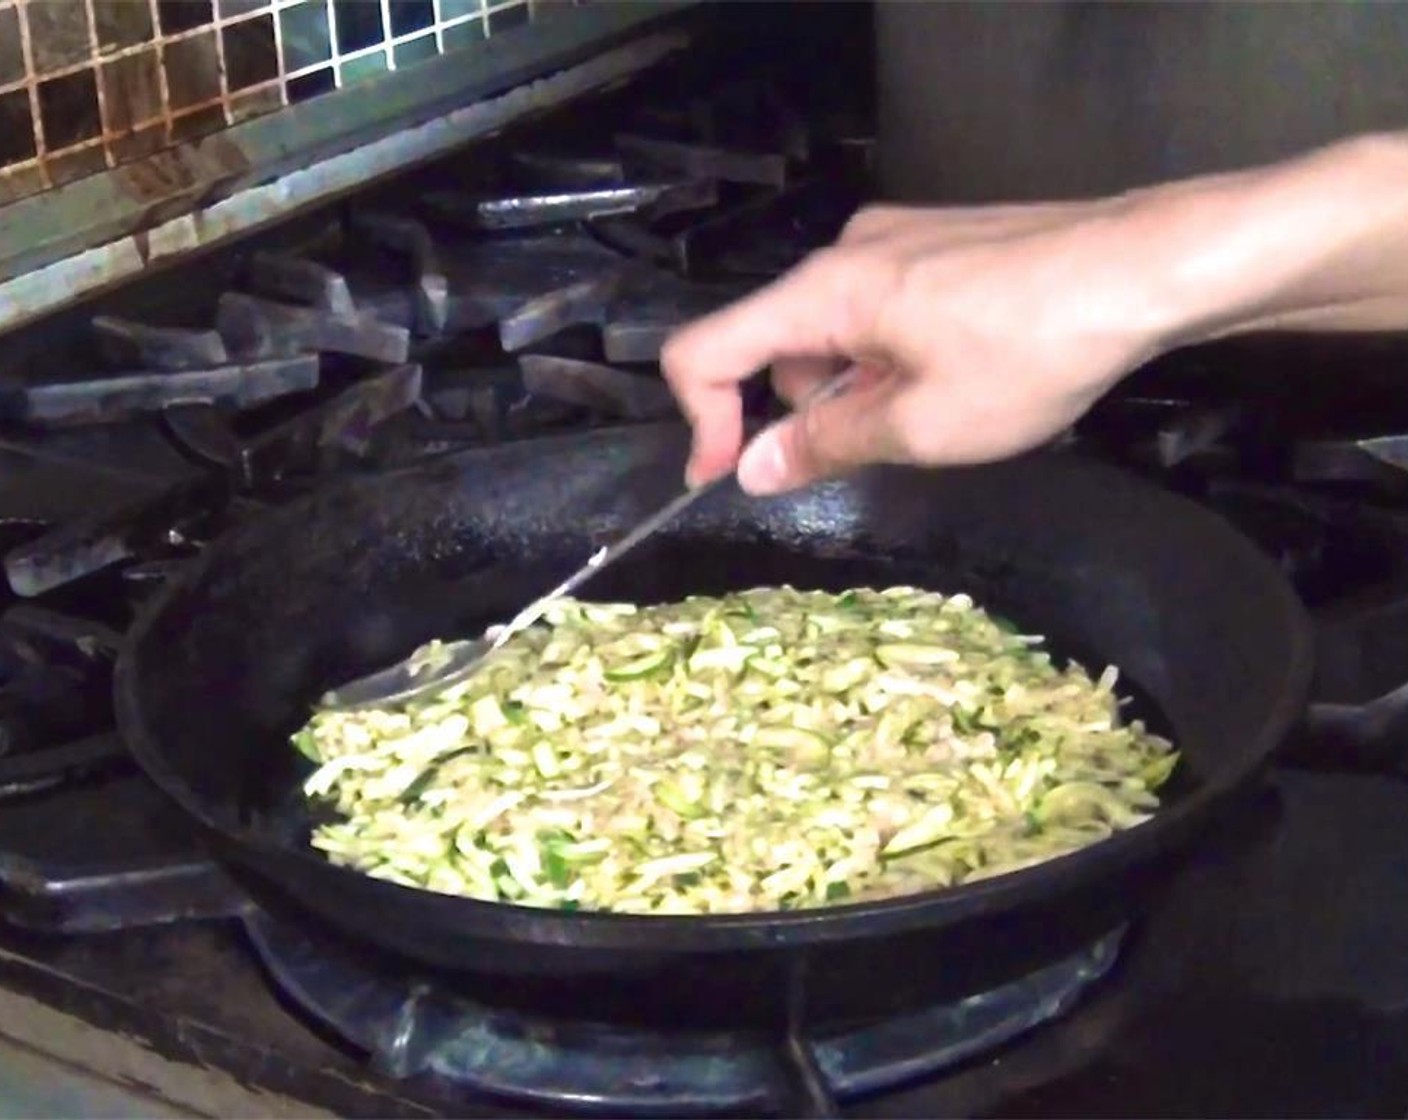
[116,427,1309,957]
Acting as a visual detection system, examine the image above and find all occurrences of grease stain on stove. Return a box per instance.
[170,106,227,145]
[0,987,338,1119]
[111,132,252,228]
[228,86,282,126]
[0,1035,188,1120]
[46,145,109,190]
[109,127,166,167]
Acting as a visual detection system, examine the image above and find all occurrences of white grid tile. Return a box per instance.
[0,0,529,202]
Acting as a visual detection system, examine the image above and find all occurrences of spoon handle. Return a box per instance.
[490,365,863,647]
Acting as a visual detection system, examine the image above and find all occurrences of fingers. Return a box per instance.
[770,357,840,406]
[677,393,743,489]
[840,201,1086,249]
[839,204,915,244]
[660,251,868,486]
[736,372,904,496]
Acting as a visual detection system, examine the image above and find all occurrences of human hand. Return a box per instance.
[660,197,1182,495]
[664,133,1408,495]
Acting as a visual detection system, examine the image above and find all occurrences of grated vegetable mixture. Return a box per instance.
[294,587,1178,915]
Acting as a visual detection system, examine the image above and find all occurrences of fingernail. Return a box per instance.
[737,429,789,496]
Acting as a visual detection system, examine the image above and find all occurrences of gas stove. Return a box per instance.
[1,28,1408,1120]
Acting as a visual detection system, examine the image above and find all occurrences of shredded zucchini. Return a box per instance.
[295,587,1178,914]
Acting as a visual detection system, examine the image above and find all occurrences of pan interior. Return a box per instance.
[281,536,1188,852]
[119,425,1307,920]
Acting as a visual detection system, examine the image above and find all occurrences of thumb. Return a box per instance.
[736,378,901,496]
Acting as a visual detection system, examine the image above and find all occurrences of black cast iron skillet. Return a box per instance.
[114,422,1312,1030]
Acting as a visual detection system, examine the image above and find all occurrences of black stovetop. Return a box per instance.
[3,27,1408,1116]
[8,767,1408,1118]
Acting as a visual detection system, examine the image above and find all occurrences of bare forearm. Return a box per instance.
[1131,131,1408,345]
[662,130,1408,495]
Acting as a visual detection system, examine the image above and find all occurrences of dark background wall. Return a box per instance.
[877,1,1408,203]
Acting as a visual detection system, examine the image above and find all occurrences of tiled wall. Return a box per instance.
[0,0,550,205]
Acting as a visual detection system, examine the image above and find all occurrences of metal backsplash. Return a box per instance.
[0,0,695,329]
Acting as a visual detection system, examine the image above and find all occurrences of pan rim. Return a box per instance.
[113,424,1315,950]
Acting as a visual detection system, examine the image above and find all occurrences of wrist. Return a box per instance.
[1110,131,1408,348]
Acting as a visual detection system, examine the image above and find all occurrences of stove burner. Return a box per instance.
[216,292,409,364]
[92,316,229,371]
[0,732,127,800]
[0,768,246,930]
[498,267,631,352]
[1202,481,1408,607]
[348,211,450,339]
[0,520,123,787]
[244,909,1125,1117]
[0,356,322,428]
[3,476,235,599]
[241,361,424,484]
[1292,433,1408,490]
[517,354,676,421]
[614,132,789,189]
[603,272,749,363]
[245,251,357,316]
[426,180,718,233]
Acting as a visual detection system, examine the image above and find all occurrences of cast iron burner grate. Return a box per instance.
[243,908,1126,1117]
[0,72,870,603]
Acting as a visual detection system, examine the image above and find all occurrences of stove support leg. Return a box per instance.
[775,955,840,1119]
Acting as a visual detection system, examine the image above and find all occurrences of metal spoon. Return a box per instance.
[318,367,859,712]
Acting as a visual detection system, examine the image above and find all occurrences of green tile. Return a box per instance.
[286,63,334,101]
[340,49,389,85]
[486,1,527,37]
[442,17,485,49]
[0,8,24,86]
[26,2,95,72]
[279,0,332,69]
[94,0,156,55]
[440,0,482,19]
[392,32,438,67]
